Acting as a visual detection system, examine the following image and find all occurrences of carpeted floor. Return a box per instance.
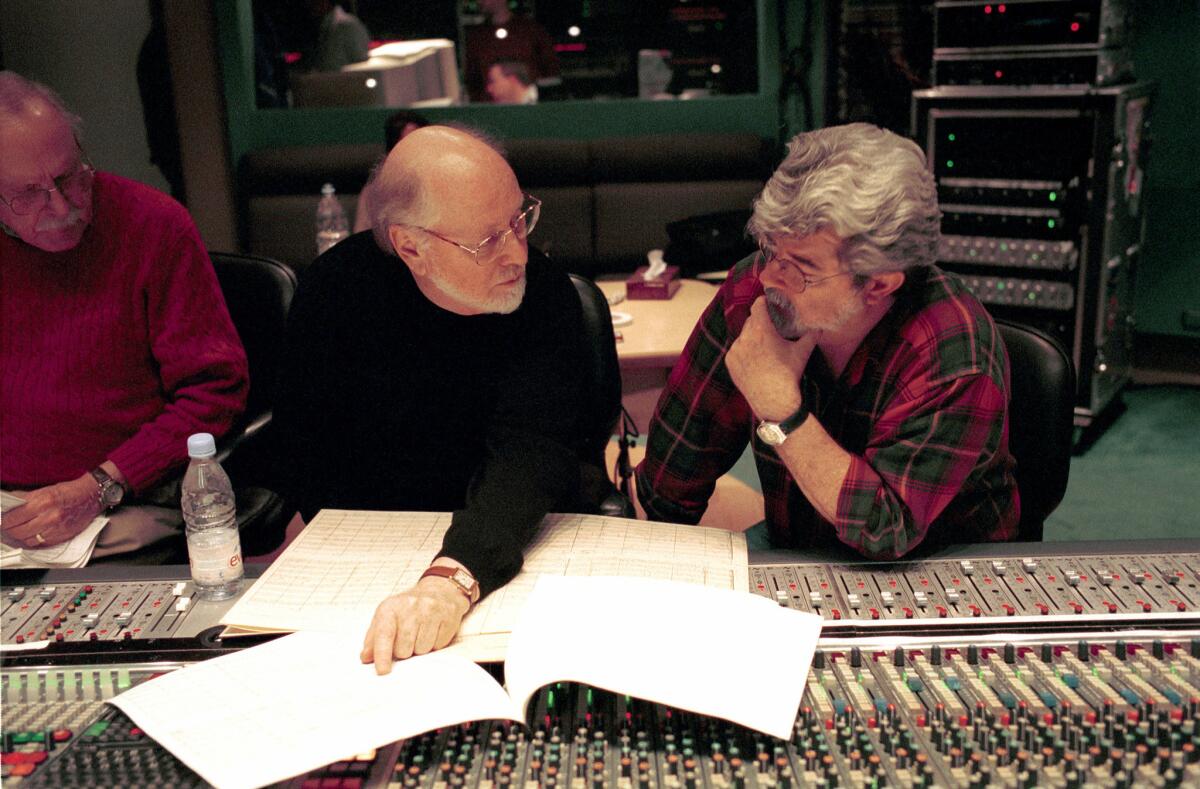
[1044,385,1200,542]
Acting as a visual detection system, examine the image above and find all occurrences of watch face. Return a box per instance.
[101,481,124,506]
[756,421,788,446]
[451,568,476,591]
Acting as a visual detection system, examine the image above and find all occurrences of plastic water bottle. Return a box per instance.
[181,433,244,600]
[315,183,350,255]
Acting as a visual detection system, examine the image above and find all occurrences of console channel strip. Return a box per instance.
[750,551,1200,631]
[1,565,262,647]
[7,634,1200,787]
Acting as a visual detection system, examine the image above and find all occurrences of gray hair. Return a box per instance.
[748,123,940,275]
[0,71,83,138]
[370,123,506,253]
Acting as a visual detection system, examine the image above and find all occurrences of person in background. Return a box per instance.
[307,0,371,72]
[353,110,429,233]
[0,72,248,559]
[136,0,185,202]
[486,60,537,105]
[464,0,559,103]
[637,123,1019,559]
[274,126,589,672]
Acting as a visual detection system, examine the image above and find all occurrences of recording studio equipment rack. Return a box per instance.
[912,81,1152,428]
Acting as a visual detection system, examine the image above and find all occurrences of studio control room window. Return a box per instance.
[252,0,759,109]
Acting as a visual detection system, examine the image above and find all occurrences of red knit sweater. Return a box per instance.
[1,173,248,495]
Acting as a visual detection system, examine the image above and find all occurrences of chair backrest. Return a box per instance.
[568,273,623,471]
[995,319,1075,541]
[209,252,298,420]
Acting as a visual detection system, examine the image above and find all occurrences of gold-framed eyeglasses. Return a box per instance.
[0,156,96,216]
[415,193,541,265]
[759,244,855,293]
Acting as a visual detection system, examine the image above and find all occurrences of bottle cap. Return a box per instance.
[321,182,335,196]
[187,433,217,458]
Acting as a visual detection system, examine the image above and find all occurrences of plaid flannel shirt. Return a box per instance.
[636,254,1019,559]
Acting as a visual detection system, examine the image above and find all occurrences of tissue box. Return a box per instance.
[626,265,682,299]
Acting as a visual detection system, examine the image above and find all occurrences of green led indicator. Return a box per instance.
[946,160,955,169]
[948,133,956,142]
[1000,243,1009,251]
[1049,191,1058,202]
[1048,219,1057,229]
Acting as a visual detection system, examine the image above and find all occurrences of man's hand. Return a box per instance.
[0,474,102,549]
[360,576,470,675]
[726,296,820,420]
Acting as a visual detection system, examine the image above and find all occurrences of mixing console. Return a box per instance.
[5,546,1200,786]
[1,565,261,648]
[750,551,1200,631]
[6,634,1200,787]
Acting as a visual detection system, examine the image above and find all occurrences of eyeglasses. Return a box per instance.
[414,194,541,265]
[0,158,96,216]
[759,245,855,293]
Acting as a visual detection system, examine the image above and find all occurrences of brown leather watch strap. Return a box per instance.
[419,565,479,607]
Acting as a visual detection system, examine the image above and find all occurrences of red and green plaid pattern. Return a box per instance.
[636,254,1019,559]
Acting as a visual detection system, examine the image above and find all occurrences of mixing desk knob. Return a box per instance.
[1022,558,1038,573]
[774,590,788,605]
[992,561,1007,575]
[1066,572,1081,586]
[38,587,56,600]
[1070,602,1084,614]
[114,612,132,626]
[5,587,24,601]
[914,591,928,605]
[1100,573,1114,586]
[808,591,822,608]
[1036,603,1050,615]
[1168,574,1181,585]
[946,589,961,604]
[1132,572,1146,584]
[847,593,861,608]
[881,591,894,605]
[960,561,975,576]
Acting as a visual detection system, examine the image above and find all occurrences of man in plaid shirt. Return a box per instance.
[637,124,1019,558]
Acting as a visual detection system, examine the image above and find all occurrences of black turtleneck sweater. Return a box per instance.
[273,232,585,597]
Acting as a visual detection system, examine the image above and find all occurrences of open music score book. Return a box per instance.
[113,575,822,789]
[220,510,751,662]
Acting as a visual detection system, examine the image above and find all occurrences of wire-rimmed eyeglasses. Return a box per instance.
[0,157,95,216]
[414,194,541,265]
[759,244,855,293]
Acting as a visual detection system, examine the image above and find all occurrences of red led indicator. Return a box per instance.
[994,70,1004,79]
[998,4,1007,12]
[1070,22,1081,32]
[984,4,992,13]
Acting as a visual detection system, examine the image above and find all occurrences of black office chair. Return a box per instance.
[209,251,298,555]
[569,273,636,518]
[996,319,1075,542]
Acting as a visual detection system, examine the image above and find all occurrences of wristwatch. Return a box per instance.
[89,467,127,510]
[420,565,480,607]
[756,400,811,447]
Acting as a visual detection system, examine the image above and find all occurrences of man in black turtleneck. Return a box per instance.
[273,126,585,673]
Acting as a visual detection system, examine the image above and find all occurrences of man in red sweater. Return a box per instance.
[0,71,248,559]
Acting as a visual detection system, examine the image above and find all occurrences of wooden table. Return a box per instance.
[596,279,718,432]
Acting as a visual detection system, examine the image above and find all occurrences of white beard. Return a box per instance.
[764,287,863,339]
[428,264,527,315]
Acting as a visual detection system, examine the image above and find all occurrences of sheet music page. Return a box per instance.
[221,511,748,661]
[110,631,521,789]
[0,516,109,569]
[504,575,823,741]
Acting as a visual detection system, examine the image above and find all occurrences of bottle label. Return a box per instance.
[188,528,244,585]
